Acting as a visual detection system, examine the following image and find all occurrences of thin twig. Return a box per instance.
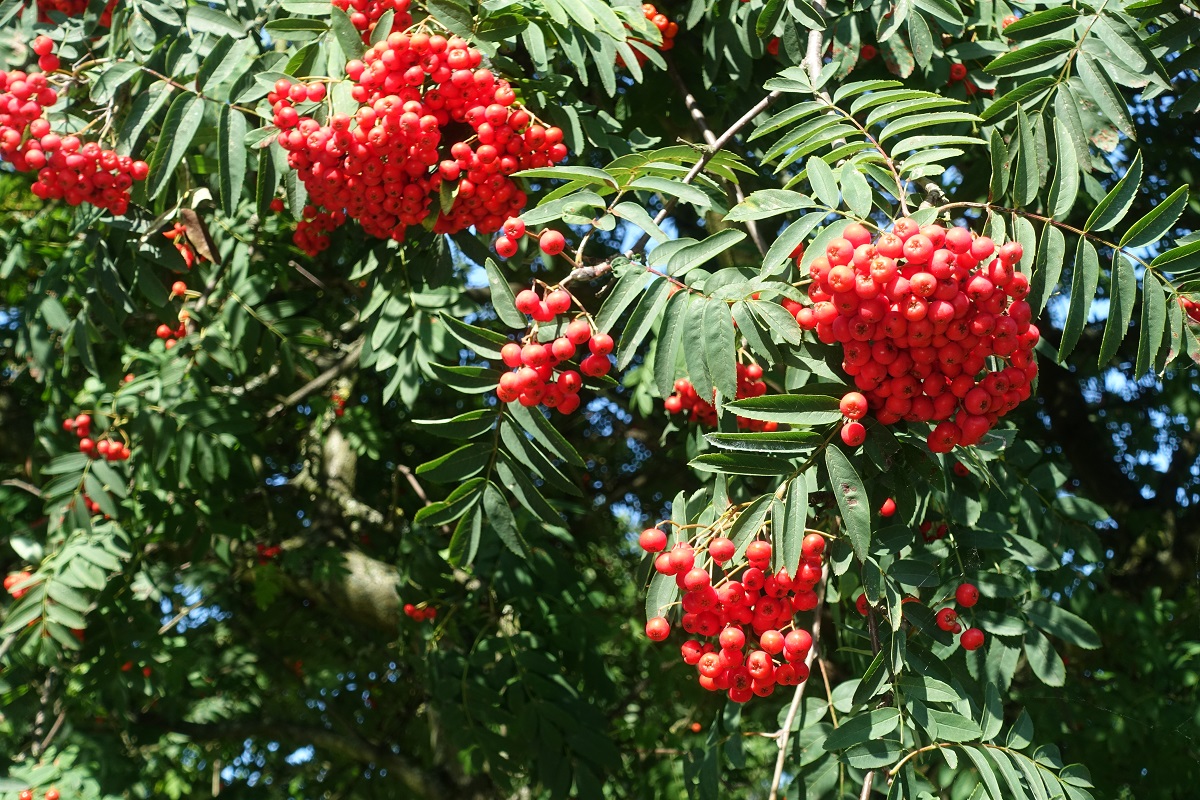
[158,599,206,635]
[1,479,41,497]
[395,464,431,505]
[265,338,365,420]
[859,770,875,799]
[767,563,830,800]
[38,708,67,754]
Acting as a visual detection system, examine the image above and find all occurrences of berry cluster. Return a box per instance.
[4,570,33,600]
[63,413,132,461]
[332,0,412,42]
[664,363,777,430]
[17,789,59,800]
[403,602,437,622]
[641,528,824,703]
[786,221,1038,454]
[270,31,567,255]
[497,289,609,414]
[936,582,985,650]
[2,44,147,214]
[332,391,349,417]
[492,216,566,259]
[35,0,116,23]
[620,3,677,66]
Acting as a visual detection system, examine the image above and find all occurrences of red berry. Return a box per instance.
[840,391,868,420]
[646,616,671,641]
[589,333,614,356]
[503,217,526,238]
[545,289,572,315]
[879,498,896,517]
[955,582,980,608]
[800,533,825,559]
[639,528,667,552]
[936,608,958,631]
[840,420,866,447]
[170,280,187,297]
[708,537,735,563]
[32,36,55,56]
[515,289,540,315]
[495,235,518,258]
[960,627,985,650]
[855,593,869,616]
[539,229,566,256]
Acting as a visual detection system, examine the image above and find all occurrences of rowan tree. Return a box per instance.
[1,0,1199,797]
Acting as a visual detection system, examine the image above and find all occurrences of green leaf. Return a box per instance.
[618,279,671,370]
[962,746,1006,800]
[413,409,497,440]
[826,446,870,561]
[806,155,840,208]
[840,163,873,218]
[682,297,714,400]
[1013,108,1040,207]
[725,189,814,222]
[1057,237,1099,362]
[984,39,1074,77]
[843,738,903,769]
[1135,269,1167,376]
[187,5,245,37]
[646,568,680,621]
[980,684,1004,742]
[329,7,365,60]
[667,229,747,277]
[415,444,489,483]
[1024,601,1101,649]
[1150,239,1200,275]
[878,112,980,144]
[989,129,1010,200]
[1007,709,1035,749]
[929,710,983,742]
[1076,54,1136,139]
[895,674,959,703]
[439,314,509,360]
[595,268,653,333]
[514,166,618,188]
[1085,151,1142,232]
[655,291,688,397]
[1023,628,1066,686]
[822,708,901,751]
[1047,117,1080,220]
[778,477,809,574]
[145,93,206,199]
[729,494,773,558]
[1002,6,1078,39]
[508,403,585,467]
[43,452,90,476]
[703,301,737,400]
[483,483,529,558]
[979,77,1057,124]
[704,430,820,454]
[760,214,826,278]
[689,453,794,476]
[629,176,711,209]
[217,106,248,217]
[724,393,842,425]
[1028,223,1066,316]
[1120,185,1189,248]
[613,201,668,243]
[484,258,526,328]
[447,507,482,567]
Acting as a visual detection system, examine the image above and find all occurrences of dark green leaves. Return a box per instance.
[822,708,900,751]
[724,393,842,425]
[1025,601,1101,649]
[484,258,526,328]
[984,39,1074,77]
[776,478,809,574]
[218,106,248,216]
[145,93,205,199]
[1023,628,1066,686]
[1120,185,1190,248]
[1057,238,1099,362]
[1135,270,1167,376]
[826,446,870,561]
[1029,223,1066,316]
[1002,6,1078,40]
[483,483,529,558]
[1098,255,1136,365]
[704,430,820,454]
[1085,152,1142,232]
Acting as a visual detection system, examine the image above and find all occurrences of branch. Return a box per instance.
[1179,3,1200,20]
[768,564,830,800]
[266,337,365,420]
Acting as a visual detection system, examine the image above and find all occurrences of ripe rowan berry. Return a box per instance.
[539,229,566,256]
[840,420,866,446]
[960,627,985,650]
[639,527,667,552]
[879,497,896,517]
[955,582,980,607]
[646,616,671,641]
[708,536,735,563]
[936,607,958,631]
[840,391,868,420]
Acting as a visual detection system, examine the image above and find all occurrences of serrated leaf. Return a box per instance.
[1135,269,1166,376]
[667,229,747,277]
[689,452,794,476]
[413,409,497,439]
[725,189,814,222]
[483,483,529,558]
[704,430,820,454]
[1025,601,1101,649]
[508,402,585,467]
[654,291,688,397]
[704,301,738,400]
[1007,710,1035,749]
[1057,237,1099,361]
[725,393,842,425]
[826,446,870,561]
[484,258,527,329]
[1014,108,1040,207]
[613,201,667,242]
[806,155,840,208]
[822,708,901,751]
[840,162,873,218]
[984,39,1074,76]
[760,214,826,278]
[618,279,672,370]
[962,746,1006,800]
[145,94,205,199]
[1086,151,1142,231]
[989,129,1010,200]
[929,710,983,742]
[513,165,618,188]
[646,569,680,620]
[447,507,482,567]
[217,106,248,216]
[1003,6,1078,39]
[595,268,653,333]
[1047,117,1080,219]
[1023,628,1066,686]
[778,477,808,575]
[682,297,714,401]
[979,76,1057,123]
[630,176,711,209]
[1120,185,1189,248]
[1076,54,1136,139]
[1029,223,1066,316]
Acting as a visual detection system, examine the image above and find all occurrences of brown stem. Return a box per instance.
[266,337,365,420]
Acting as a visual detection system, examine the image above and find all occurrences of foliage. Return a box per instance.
[1,0,1199,797]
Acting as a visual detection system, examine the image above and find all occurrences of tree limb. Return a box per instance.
[266,337,365,420]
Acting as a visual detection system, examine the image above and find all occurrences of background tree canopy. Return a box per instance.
[0,0,1198,797]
